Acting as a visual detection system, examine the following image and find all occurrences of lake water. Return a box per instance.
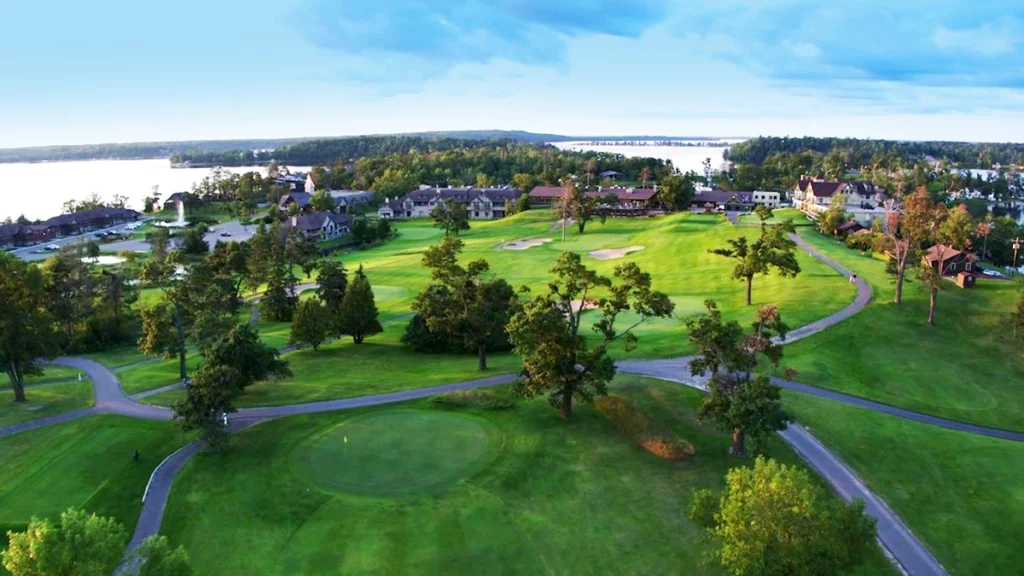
[0,159,310,221]
[551,140,741,174]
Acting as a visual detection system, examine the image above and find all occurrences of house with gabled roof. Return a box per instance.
[792,177,886,224]
[379,187,523,220]
[283,211,353,241]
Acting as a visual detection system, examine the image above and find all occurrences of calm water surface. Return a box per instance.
[0,159,310,220]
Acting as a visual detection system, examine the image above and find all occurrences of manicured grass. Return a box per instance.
[0,381,94,428]
[161,375,893,575]
[22,365,82,384]
[0,415,189,564]
[82,346,156,369]
[784,391,1024,576]
[118,355,202,395]
[785,229,1024,431]
[738,208,812,226]
[126,211,855,405]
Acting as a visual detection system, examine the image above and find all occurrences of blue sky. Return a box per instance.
[2,0,1023,147]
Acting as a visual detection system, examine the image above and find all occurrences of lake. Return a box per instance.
[551,140,740,174]
[0,159,310,221]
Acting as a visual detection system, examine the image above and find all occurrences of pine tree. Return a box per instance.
[338,274,382,344]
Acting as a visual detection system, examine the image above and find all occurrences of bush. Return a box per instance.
[844,232,877,251]
[594,395,696,460]
[432,390,513,410]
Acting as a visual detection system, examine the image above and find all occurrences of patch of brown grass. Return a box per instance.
[594,395,696,460]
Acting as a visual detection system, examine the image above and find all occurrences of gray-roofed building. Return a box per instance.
[381,187,523,219]
[283,211,353,241]
[329,190,375,209]
[279,192,313,211]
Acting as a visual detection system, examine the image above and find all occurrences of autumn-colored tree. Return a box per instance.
[977,220,993,261]
[917,204,973,325]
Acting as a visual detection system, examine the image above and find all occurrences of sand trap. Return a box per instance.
[502,238,553,251]
[588,246,645,260]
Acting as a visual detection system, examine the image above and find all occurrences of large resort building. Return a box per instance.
[792,177,886,224]
[378,186,524,220]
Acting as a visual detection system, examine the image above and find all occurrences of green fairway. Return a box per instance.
[738,208,812,226]
[0,415,188,562]
[160,375,893,575]
[784,392,1024,576]
[785,229,1024,431]
[118,354,202,395]
[0,381,94,428]
[82,346,156,369]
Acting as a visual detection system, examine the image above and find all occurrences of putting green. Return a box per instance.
[290,409,498,497]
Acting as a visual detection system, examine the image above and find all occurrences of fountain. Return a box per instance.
[155,197,190,228]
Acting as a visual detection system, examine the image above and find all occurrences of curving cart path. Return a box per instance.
[4,232,1008,575]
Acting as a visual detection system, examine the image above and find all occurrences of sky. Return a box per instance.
[2,0,1023,147]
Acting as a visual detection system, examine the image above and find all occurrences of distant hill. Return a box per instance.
[0,131,735,164]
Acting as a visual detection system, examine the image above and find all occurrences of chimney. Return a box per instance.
[291,215,298,227]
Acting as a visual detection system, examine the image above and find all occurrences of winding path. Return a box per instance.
[2,231,994,575]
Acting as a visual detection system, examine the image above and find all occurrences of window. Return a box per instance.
[474,212,479,218]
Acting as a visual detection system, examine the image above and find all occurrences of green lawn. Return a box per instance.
[738,208,812,226]
[23,365,82,385]
[0,381,94,428]
[0,415,189,568]
[126,211,856,404]
[784,229,1024,431]
[161,375,893,575]
[785,392,1024,576]
[82,346,156,369]
[118,355,202,395]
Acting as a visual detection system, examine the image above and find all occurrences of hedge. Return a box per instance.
[594,395,696,460]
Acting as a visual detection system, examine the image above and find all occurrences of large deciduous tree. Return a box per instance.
[711,223,801,306]
[655,171,697,211]
[290,297,330,351]
[689,457,876,576]
[430,199,470,237]
[2,508,125,576]
[507,252,674,419]
[917,202,973,326]
[0,253,58,403]
[564,180,606,234]
[126,535,194,576]
[411,237,519,370]
[338,273,382,343]
[816,193,848,236]
[687,300,791,455]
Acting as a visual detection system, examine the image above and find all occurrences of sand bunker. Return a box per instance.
[502,238,553,251]
[588,246,645,260]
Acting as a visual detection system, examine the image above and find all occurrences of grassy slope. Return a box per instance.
[785,392,1024,576]
[161,375,893,575]
[785,229,1024,431]
[737,208,812,226]
[0,381,94,428]
[134,211,851,404]
[0,415,188,569]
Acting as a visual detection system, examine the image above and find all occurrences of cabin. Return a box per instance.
[278,192,313,211]
[922,244,975,276]
[691,190,754,211]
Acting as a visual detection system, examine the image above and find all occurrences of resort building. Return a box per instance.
[283,211,353,241]
[527,186,659,213]
[378,187,523,220]
[792,177,886,224]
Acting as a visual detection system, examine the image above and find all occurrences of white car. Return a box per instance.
[44,244,60,251]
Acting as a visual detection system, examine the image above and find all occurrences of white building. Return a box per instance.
[752,190,781,207]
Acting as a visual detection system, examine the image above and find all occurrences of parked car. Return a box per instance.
[220,231,231,237]
[44,244,60,251]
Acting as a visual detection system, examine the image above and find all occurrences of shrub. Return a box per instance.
[844,232,877,251]
[432,390,513,410]
[594,395,696,460]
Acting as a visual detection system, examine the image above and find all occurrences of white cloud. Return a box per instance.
[932,24,1015,56]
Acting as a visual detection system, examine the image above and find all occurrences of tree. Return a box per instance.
[351,217,373,244]
[430,199,470,237]
[310,189,336,212]
[710,224,801,306]
[816,193,848,236]
[316,259,348,312]
[338,274,382,343]
[0,253,58,403]
[173,364,240,449]
[202,323,290,390]
[125,535,193,576]
[375,217,392,240]
[290,298,329,351]
[511,172,537,193]
[85,240,101,261]
[514,192,531,213]
[686,301,791,455]
[753,204,774,223]
[179,226,209,255]
[640,166,651,189]
[43,247,96,341]
[656,172,696,211]
[689,457,876,576]
[507,253,674,419]
[2,508,125,576]
[977,220,993,261]
[412,237,519,370]
[917,203,971,326]
[564,180,605,234]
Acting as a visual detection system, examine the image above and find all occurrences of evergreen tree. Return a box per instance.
[338,274,382,344]
[290,298,330,351]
